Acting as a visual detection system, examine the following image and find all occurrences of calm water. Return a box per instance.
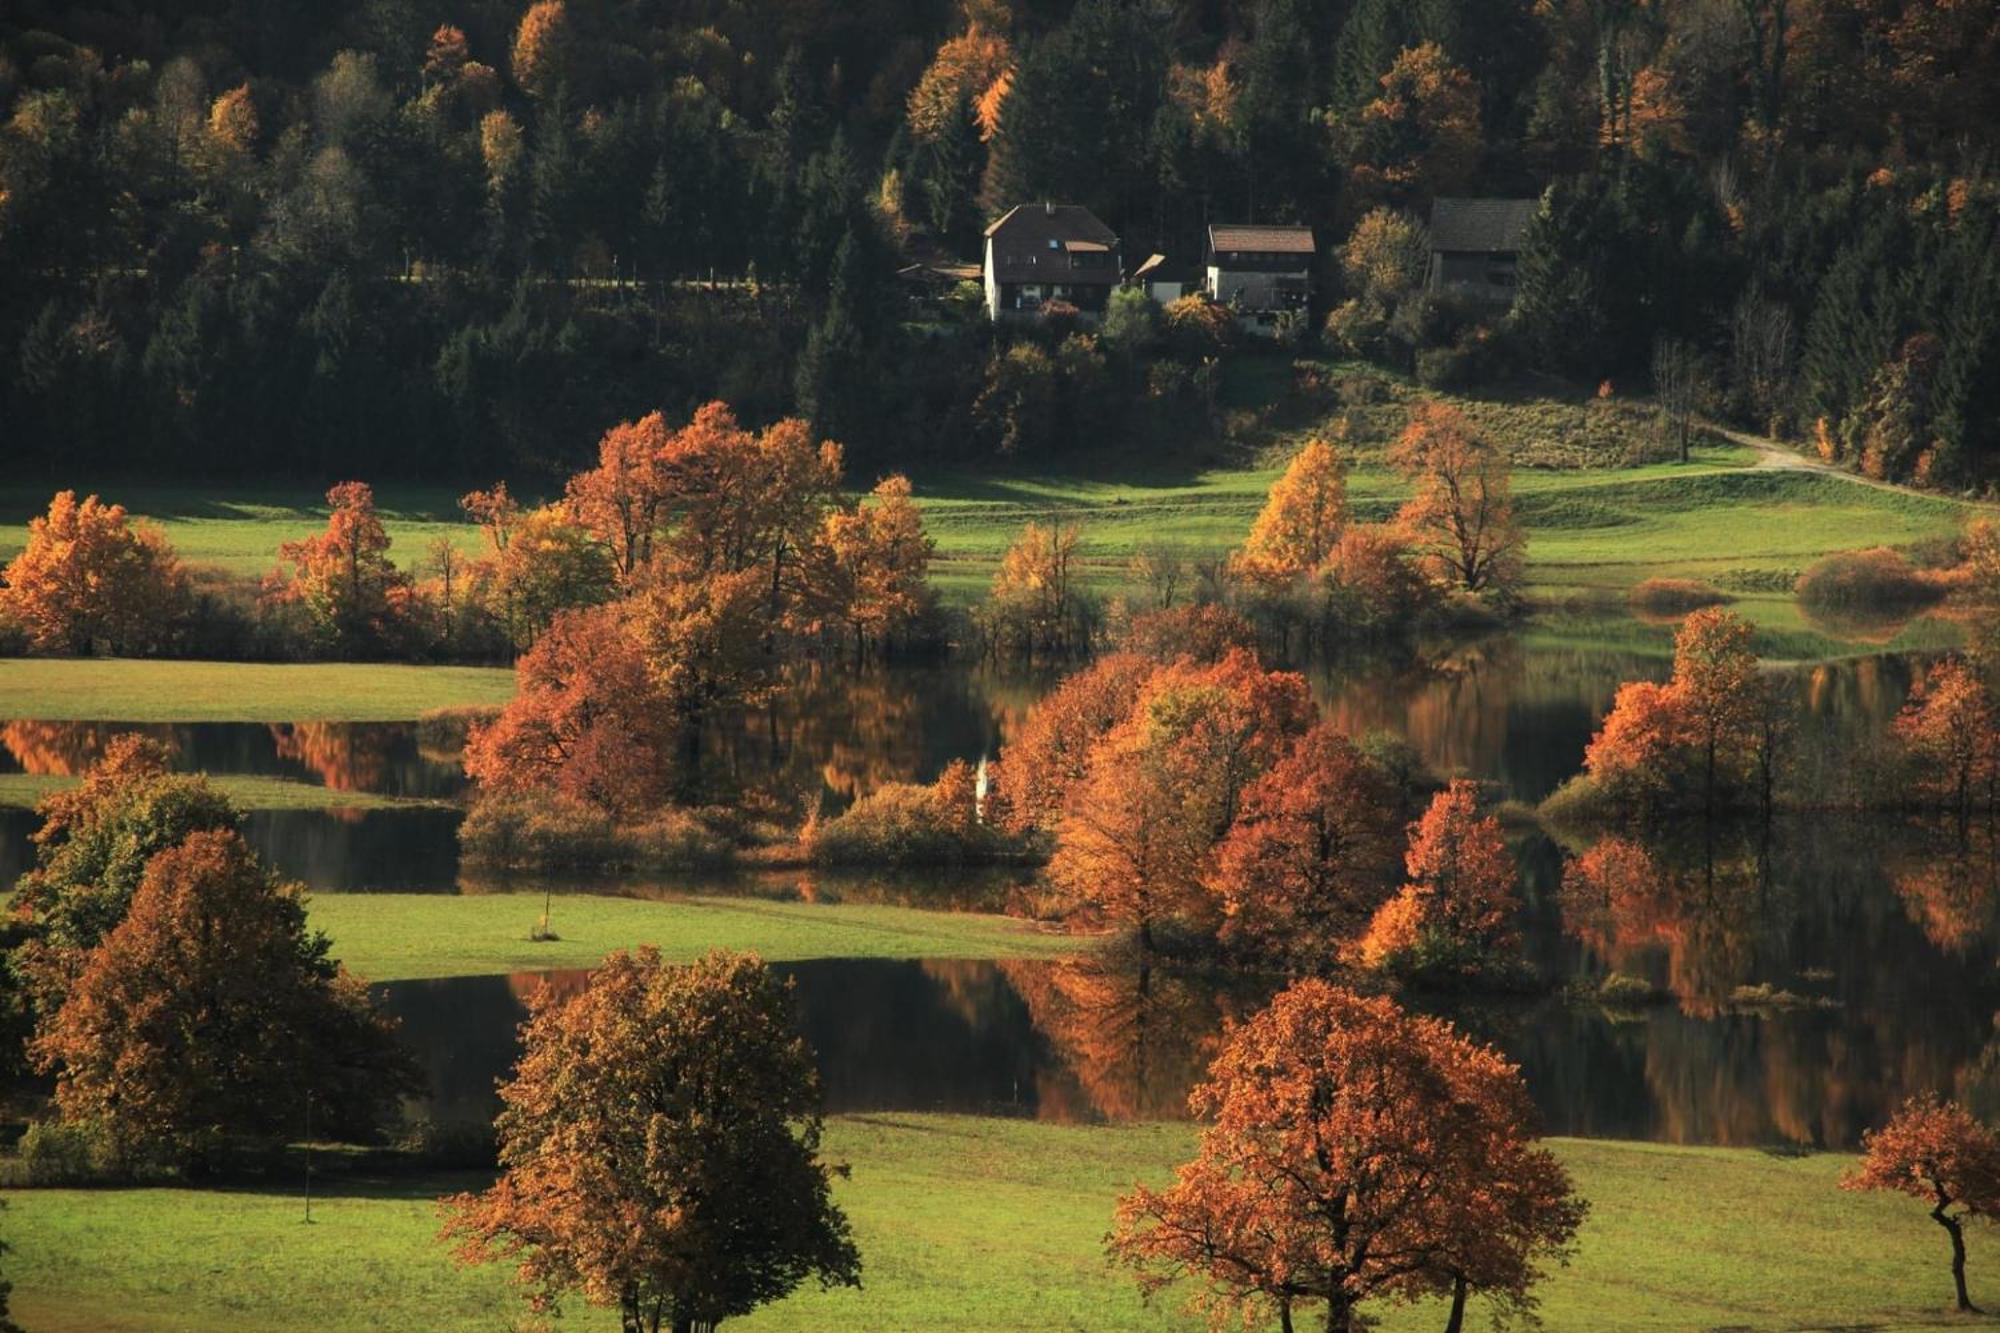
[381,814,2000,1149]
[5,635,1985,1148]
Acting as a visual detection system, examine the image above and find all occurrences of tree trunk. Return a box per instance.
[1277,1295,1294,1333]
[1935,1203,1980,1312]
[1444,1274,1469,1333]
[1325,1284,1352,1333]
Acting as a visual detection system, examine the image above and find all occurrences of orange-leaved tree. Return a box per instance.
[1360,779,1519,972]
[1844,1096,2000,1313]
[803,474,935,659]
[29,828,416,1171]
[1894,657,1999,821]
[1231,437,1348,589]
[992,652,1162,834]
[1672,607,1761,809]
[464,603,679,815]
[1110,981,1583,1333]
[981,520,1090,656]
[1210,723,1403,967]
[566,411,674,580]
[440,949,860,1333]
[266,481,413,656]
[1047,650,1315,946]
[0,491,190,655]
[1390,402,1525,597]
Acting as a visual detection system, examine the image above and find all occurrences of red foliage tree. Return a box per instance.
[1210,724,1403,966]
[1894,657,2000,820]
[1110,981,1583,1332]
[1360,779,1520,971]
[464,604,678,815]
[266,481,413,656]
[1844,1096,2000,1313]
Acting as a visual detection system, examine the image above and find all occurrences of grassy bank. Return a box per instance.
[0,658,515,721]
[4,1115,1978,1331]
[308,892,1085,981]
[0,771,446,812]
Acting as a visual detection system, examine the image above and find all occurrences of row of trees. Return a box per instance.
[1559,602,1999,822]
[1,399,937,665]
[976,400,1528,660]
[985,624,1523,979]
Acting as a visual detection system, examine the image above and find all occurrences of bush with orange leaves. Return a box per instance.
[1110,980,1582,1333]
[0,491,191,655]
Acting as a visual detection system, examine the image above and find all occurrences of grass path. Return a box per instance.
[308,892,1087,980]
[5,1115,1986,1331]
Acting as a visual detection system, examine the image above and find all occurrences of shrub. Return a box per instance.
[417,705,502,757]
[459,790,733,871]
[1119,603,1257,664]
[1795,548,1947,615]
[16,1118,116,1185]
[1628,579,1731,616]
[803,760,1019,867]
[400,1116,497,1169]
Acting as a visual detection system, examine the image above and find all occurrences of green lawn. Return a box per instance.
[308,892,1086,981]
[0,658,515,721]
[0,484,483,580]
[0,771,445,812]
[5,1115,1987,1331]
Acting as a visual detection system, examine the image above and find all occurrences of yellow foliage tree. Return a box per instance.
[1232,437,1349,588]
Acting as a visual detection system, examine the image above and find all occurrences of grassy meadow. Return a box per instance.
[0,770,447,812]
[307,892,1086,981]
[0,658,514,721]
[6,1114,1984,1332]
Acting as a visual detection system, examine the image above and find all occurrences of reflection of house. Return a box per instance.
[1426,197,1537,305]
[983,203,1122,321]
[1205,224,1314,333]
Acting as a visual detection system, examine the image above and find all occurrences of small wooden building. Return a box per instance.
[1426,198,1538,306]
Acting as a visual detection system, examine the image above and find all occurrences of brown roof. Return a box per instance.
[1207,224,1315,254]
[985,203,1122,285]
[1428,198,1538,254]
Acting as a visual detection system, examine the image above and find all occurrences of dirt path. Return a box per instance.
[1710,422,1996,507]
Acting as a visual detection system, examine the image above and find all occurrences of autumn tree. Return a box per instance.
[804,474,935,660]
[1049,651,1315,947]
[1110,981,1583,1333]
[1844,1096,2000,1313]
[266,481,413,656]
[30,828,416,1171]
[1671,608,1762,811]
[1390,403,1525,598]
[511,0,574,99]
[1231,437,1349,588]
[992,652,1163,834]
[566,412,674,580]
[1210,724,1403,967]
[12,735,238,959]
[1361,780,1520,973]
[981,522,1092,657]
[464,604,679,815]
[0,491,190,655]
[1341,43,1482,206]
[631,566,775,786]
[479,503,615,650]
[1894,657,2000,822]
[441,950,860,1333]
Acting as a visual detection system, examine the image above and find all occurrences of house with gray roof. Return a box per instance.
[1426,197,1538,305]
[983,203,1122,322]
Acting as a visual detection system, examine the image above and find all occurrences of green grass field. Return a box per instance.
[0,658,514,721]
[307,892,1086,981]
[0,771,446,812]
[4,1114,1983,1332]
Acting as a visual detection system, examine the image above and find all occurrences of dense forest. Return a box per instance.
[2,0,1997,486]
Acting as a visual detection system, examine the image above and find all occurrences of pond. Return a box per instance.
[3,632,1984,1149]
[382,812,2000,1149]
